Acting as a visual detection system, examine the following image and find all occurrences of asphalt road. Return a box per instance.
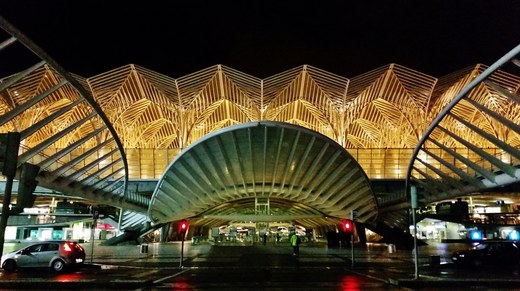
[2,241,520,290]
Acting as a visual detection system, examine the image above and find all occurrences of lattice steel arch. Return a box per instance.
[0,17,146,212]
[405,44,520,210]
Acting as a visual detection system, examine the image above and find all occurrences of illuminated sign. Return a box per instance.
[470,230,482,240]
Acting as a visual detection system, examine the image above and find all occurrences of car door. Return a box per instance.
[495,243,519,265]
[16,244,43,268]
[484,243,502,264]
[37,243,60,267]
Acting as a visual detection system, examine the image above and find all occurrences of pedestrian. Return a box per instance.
[290,233,300,255]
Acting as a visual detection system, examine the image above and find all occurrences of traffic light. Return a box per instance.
[344,220,353,233]
[179,219,188,234]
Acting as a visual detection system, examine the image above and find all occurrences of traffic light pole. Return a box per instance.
[412,207,419,279]
[350,232,354,268]
[90,218,97,264]
[349,210,357,268]
[179,220,187,268]
[411,185,419,280]
[179,233,185,268]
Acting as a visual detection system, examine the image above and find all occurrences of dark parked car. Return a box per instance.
[1,240,85,272]
[451,241,520,267]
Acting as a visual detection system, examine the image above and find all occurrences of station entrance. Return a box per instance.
[206,197,314,245]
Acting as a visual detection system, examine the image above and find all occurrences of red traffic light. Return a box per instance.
[344,220,352,231]
[179,220,188,231]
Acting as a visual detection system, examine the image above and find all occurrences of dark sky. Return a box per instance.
[1,1,520,79]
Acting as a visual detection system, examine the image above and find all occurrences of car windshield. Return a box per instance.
[471,242,520,251]
[473,243,488,250]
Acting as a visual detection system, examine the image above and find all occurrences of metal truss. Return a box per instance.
[86,63,437,152]
[404,44,520,215]
[2,15,520,230]
[0,17,145,212]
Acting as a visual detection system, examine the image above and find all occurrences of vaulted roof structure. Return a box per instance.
[86,63,439,152]
[149,121,377,227]
[1,16,519,231]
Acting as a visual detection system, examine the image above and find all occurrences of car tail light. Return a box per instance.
[63,243,73,252]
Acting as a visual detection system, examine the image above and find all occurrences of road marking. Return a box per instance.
[133,268,191,291]
[133,269,159,278]
[153,268,191,284]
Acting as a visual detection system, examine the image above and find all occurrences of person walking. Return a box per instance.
[290,232,300,255]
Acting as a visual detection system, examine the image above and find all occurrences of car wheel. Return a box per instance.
[3,260,17,272]
[51,259,65,272]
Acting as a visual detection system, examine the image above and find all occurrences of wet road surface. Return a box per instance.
[2,240,520,290]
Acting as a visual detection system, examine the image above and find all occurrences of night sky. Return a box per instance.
[1,1,520,79]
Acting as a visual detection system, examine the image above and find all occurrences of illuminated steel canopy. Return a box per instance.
[2,15,520,230]
[0,17,145,212]
[149,121,378,225]
[406,44,520,207]
[87,63,437,152]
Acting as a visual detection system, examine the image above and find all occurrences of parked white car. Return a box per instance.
[1,240,85,272]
